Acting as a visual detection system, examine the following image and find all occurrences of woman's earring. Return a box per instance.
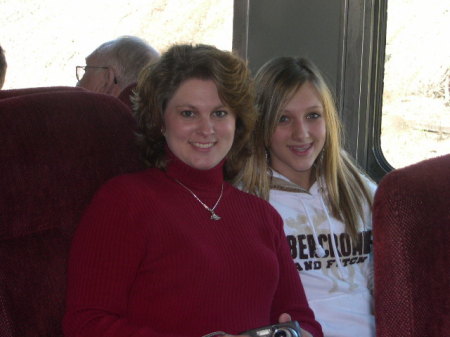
[313,148,325,167]
[265,148,270,162]
[314,148,325,179]
[316,148,325,168]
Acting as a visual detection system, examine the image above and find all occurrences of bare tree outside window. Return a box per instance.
[381,0,450,168]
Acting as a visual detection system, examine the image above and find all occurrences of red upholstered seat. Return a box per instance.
[373,154,450,337]
[117,82,137,110]
[0,90,145,337]
[0,86,85,100]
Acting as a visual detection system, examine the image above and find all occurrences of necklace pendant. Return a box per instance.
[174,179,224,221]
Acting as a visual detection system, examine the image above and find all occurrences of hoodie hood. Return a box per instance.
[271,171,347,279]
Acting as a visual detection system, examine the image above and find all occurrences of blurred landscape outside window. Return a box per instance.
[381,0,450,168]
[0,0,233,88]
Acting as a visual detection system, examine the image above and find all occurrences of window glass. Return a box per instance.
[381,0,450,168]
[1,0,233,89]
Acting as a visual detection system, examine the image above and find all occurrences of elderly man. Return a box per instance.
[0,44,6,89]
[76,36,160,106]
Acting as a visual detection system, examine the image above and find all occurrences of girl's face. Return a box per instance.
[163,78,236,170]
[269,82,326,189]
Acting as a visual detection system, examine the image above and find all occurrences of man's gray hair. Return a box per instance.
[91,36,160,88]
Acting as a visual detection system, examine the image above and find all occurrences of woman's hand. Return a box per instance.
[278,312,292,323]
[222,313,313,337]
[278,313,313,337]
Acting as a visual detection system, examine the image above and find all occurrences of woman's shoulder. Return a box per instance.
[358,172,377,196]
[341,150,378,195]
[97,168,164,196]
[230,184,283,220]
[231,183,268,203]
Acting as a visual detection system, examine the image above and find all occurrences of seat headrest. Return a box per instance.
[0,90,144,239]
[0,86,85,100]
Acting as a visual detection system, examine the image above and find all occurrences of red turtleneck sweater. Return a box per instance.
[63,153,323,337]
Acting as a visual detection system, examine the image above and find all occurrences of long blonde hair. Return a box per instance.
[238,57,373,239]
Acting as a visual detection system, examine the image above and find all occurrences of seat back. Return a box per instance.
[117,83,136,110]
[0,86,85,100]
[373,154,450,337]
[0,90,145,337]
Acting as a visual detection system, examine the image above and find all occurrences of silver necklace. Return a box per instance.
[175,179,223,221]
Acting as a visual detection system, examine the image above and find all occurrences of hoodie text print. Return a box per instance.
[269,170,377,337]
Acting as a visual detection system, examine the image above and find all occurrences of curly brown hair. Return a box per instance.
[133,43,257,181]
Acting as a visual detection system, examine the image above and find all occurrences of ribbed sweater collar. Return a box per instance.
[164,150,225,194]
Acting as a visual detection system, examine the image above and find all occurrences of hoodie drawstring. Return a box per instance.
[318,196,346,279]
[299,199,326,258]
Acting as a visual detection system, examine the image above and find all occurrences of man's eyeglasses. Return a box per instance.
[76,65,108,81]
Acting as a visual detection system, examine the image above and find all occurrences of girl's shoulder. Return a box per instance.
[358,173,378,197]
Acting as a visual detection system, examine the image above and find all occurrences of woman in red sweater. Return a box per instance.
[63,44,323,337]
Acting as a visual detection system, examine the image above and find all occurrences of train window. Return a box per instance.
[381,0,450,168]
[1,0,233,89]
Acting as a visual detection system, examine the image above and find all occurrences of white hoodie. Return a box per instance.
[269,171,376,337]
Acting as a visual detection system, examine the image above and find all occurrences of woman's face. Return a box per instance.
[163,78,236,170]
[269,82,326,189]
